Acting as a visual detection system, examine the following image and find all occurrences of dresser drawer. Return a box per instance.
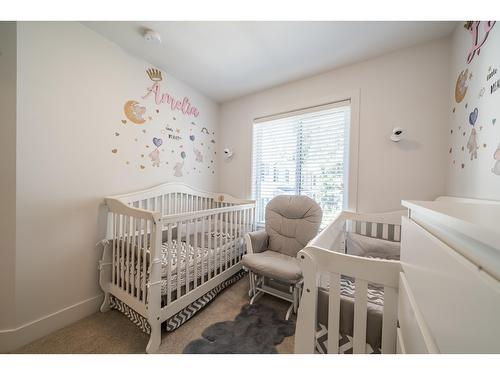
[401,217,500,353]
[398,272,438,353]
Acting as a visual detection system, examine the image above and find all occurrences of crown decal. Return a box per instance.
[146,68,163,82]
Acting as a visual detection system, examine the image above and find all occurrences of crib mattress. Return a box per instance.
[122,233,243,297]
[158,238,243,296]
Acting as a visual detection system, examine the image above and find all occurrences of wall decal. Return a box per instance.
[113,67,217,177]
[467,128,479,160]
[490,79,499,94]
[464,21,496,64]
[493,118,497,125]
[153,137,163,148]
[173,152,186,177]
[194,148,203,162]
[142,77,200,117]
[149,149,161,167]
[168,134,181,141]
[149,137,163,167]
[479,87,485,98]
[492,143,500,175]
[469,107,478,126]
[124,100,147,124]
[455,69,469,103]
[487,67,497,81]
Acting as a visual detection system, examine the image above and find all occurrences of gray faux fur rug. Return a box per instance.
[183,303,295,354]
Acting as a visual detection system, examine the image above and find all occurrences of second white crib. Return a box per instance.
[294,210,405,354]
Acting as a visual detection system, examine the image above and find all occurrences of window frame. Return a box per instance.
[249,90,360,223]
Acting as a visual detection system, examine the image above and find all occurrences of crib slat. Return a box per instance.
[230,211,234,266]
[217,212,222,274]
[393,225,401,242]
[112,213,117,285]
[382,223,389,240]
[381,286,398,354]
[137,218,142,300]
[186,219,191,293]
[208,214,212,279]
[224,212,228,270]
[120,215,125,289]
[194,218,198,288]
[371,222,377,237]
[201,217,206,284]
[353,278,368,354]
[130,216,136,296]
[360,221,367,236]
[125,215,130,293]
[167,224,172,305]
[142,219,148,303]
[327,272,341,354]
[176,220,182,299]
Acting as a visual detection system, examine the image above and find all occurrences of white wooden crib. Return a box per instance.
[295,210,406,354]
[98,182,255,353]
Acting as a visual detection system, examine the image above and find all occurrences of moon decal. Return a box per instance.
[124,100,147,125]
[455,69,469,103]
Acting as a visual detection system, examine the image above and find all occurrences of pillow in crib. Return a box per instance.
[345,232,400,260]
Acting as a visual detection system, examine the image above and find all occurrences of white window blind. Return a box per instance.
[252,101,350,227]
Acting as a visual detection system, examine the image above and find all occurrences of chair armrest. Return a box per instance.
[245,230,269,254]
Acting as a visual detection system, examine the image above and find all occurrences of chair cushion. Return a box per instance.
[265,195,322,258]
[242,251,302,283]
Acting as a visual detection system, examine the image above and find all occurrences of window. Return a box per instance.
[252,101,351,228]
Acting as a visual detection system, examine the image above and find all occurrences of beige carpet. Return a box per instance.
[13,275,295,354]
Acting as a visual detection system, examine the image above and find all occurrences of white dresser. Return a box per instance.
[397,197,500,354]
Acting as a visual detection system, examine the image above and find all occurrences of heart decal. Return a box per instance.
[469,107,478,126]
[153,137,163,147]
[493,118,497,125]
[189,135,195,141]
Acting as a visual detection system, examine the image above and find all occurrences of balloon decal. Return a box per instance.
[469,108,478,126]
[153,137,163,147]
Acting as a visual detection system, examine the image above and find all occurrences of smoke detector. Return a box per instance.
[143,29,162,44]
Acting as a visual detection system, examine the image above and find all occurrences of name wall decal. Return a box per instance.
[142,68,200,118]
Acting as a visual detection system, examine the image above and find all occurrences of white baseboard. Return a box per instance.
[0,294,103,353]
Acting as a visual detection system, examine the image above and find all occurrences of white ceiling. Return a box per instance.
[83,21,456,103]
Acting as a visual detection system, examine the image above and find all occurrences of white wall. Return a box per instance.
[2,21,219,350]
[446,23,500,199]
[0,22,17,330]
[217,38,451,213]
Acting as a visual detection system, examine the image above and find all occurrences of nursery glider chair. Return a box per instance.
[242,195,322,319]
